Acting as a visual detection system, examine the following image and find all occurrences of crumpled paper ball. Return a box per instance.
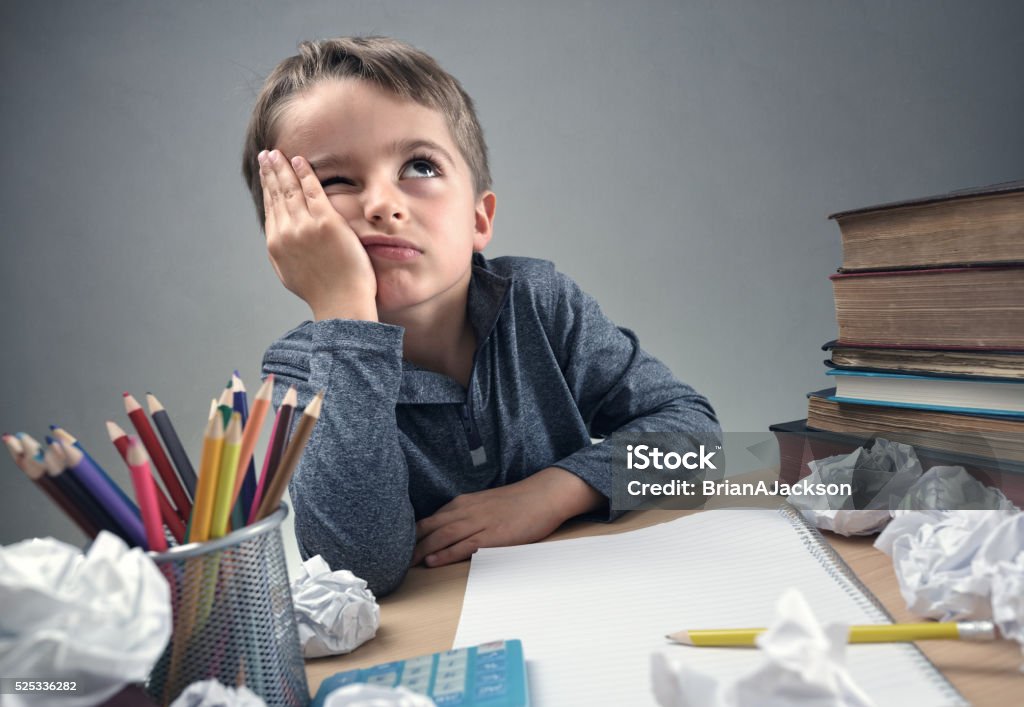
[323,684,437,707]
[896,465,1017,512]
[169,678,266,707]
[875,509,1020,621]
[651,588,875,707]
[291,555,380,657]
[0,531,172,707]
[789,439,923,536]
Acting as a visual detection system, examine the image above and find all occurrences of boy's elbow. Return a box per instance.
[297,533,412,598]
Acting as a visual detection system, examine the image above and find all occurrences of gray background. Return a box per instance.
[2,1,1022,554]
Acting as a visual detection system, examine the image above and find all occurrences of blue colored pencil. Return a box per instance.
[60,441,147,547]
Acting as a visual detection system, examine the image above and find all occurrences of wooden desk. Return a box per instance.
[305,510,1023,706]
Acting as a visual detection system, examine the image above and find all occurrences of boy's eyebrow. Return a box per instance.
[307,139,458,174]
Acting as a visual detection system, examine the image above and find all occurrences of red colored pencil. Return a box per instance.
[124,393,192,521]
[126,436,168,552]
[107,421,185,544]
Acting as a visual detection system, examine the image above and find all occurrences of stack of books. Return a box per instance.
[772,180,1024,503]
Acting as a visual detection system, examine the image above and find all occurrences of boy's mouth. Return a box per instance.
[360,234,422,261]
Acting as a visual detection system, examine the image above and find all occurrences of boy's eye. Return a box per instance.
[319,176,356,189]
[401,158,441,179]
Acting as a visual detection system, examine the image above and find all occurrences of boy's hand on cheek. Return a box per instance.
[259,149,378,322]
[412,467,603,568]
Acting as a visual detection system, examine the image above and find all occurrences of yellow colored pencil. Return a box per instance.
[209,413,242,539]
[667,620,997,646]
[188,414,224,543]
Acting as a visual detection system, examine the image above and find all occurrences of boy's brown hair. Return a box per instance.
[241,36,491,227]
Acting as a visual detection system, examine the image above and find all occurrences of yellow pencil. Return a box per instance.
[188,414,224,543]
[667,620,997,646]
[209,412,243,539]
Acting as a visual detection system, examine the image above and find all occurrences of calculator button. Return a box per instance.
[438,655,468,671]
[477,641,506,652]
[433,679,464,696]
[475,682,508,700]
[403,664,431,679]
[474,671,504,686]
[442,648,468,659]
[432,694,465,706]
[365,662,402,676]
[405,655,435,670]
[476,656,506,674]
[366,672,398,686]
[400,676,430,694]
[436,668,466,684]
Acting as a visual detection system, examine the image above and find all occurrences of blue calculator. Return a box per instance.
[311,639,529,707]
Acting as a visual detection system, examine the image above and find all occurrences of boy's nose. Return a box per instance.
[362,183,407,226]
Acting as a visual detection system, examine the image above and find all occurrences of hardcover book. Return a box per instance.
[830,180,1024,272]
[830,266,1024,349]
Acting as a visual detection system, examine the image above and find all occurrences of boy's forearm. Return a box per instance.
[533,466,604,522]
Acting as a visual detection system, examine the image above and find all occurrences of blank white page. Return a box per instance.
[454,509,961,706]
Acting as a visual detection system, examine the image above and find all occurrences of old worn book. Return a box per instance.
[823,340,1024,380]
[769,419,1024,504]
[830,180,1024,272]
[831,265,1024,349]
[806,390,1024,464]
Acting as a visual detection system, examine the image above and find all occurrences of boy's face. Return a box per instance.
[274,79,495,320]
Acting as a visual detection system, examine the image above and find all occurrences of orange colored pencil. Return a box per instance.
[231,375,273,509]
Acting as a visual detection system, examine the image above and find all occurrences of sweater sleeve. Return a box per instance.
[261,318,416,596]
[540,269,721,519]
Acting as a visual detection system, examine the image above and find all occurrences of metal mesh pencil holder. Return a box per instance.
[146,504,309,706]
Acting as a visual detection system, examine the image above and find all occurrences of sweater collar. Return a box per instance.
[397,253,513,404]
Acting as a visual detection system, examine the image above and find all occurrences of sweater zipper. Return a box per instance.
[460,403,487,467]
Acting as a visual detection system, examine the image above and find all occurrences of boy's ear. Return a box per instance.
[472,191,497,252]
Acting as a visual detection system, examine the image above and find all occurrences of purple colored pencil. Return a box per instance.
[61,441,147,547]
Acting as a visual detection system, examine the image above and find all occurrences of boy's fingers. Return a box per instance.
[423,535,483,568]
[267,149,308,222]
[413,518,478,564]
[289,155,333,219]
[261,151,291,230]
[258,151,276,233]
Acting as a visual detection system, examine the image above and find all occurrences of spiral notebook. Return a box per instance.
[454,507,964,706]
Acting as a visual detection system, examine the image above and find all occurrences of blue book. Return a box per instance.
[826,369,1024,418]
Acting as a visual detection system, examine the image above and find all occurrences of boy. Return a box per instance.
[242,37,719,596]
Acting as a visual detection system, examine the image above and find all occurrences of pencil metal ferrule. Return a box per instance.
[958,621,997,641]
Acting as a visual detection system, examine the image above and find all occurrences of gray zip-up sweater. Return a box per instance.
[261,254,720,595]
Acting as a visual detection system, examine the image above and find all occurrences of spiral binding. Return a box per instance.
[777,504,967,706]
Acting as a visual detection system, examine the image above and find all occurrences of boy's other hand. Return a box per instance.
[412,467,603,568]
[259,149,378,321]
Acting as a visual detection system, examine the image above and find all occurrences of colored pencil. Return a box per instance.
[107,421,185,544]
[254,390,324,521]
[249,386,296,523]
[36,439,123,537]
[146,393,198,499]
[232,376,273,513]
[210,413,243,538]
[208,397,218,421]
[667,620,998,646]
[50,426,141,517]
[217,385,233,429]
[4,434,98,537]
[232,372,260,524]
[60,441,147,548]
[123,393,192,521]
[126,436,168,552]
[189,414,224,542]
